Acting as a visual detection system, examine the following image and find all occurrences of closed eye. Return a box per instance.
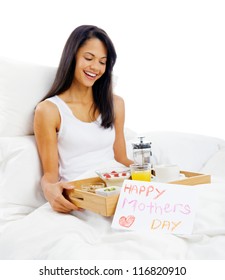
[100,61,106,65]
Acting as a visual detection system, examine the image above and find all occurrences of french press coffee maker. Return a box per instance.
[132,136,152,166]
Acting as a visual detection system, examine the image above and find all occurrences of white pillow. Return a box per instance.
[200,148,225,179]
[138,131,225,171]
[0,57,56,136]
[0,135,46,208]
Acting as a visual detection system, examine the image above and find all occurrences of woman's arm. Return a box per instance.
[34,100,79,213]
[113,95,134,167]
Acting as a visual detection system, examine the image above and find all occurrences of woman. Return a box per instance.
[34,25,133,213]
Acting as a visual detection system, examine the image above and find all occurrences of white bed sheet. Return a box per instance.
[0,179,225,260]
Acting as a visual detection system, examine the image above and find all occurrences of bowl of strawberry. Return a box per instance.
[95,167,131,187]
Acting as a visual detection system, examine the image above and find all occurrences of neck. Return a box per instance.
[68,82,93,103]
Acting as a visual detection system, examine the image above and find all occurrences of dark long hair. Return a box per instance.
[43,25,117,128]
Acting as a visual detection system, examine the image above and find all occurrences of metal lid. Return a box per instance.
[132,136,151,149]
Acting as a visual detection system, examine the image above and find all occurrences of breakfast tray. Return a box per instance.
[64,170,211,217]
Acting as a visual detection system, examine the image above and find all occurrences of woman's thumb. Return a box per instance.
[62,184,74,190]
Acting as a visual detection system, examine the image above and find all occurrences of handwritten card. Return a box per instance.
[111,180,198,234]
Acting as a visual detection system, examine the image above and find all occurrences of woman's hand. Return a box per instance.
[42,181,81,213]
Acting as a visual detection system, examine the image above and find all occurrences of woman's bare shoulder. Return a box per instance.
[35,99,56,111]
[35,99,59,115]
[34,99,60,125]
[113,94,125,108]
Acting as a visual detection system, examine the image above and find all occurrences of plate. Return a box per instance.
[95,167,131,187]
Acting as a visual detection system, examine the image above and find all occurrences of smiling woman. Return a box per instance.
[33,25,133,213]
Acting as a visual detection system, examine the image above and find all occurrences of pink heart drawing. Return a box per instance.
[119,215,135,228]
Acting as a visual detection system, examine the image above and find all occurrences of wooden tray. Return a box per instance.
[169,170,211,185]
[64,177,119,217]
[64,171,211,217]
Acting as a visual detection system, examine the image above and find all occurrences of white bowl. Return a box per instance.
[95,167,131,187]
[95,186,121,196]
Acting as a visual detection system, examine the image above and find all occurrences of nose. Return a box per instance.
[89,59,99,72]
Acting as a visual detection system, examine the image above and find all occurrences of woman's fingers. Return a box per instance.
[51,183,82,213]
[44,181,82,213]
[60,195,79,211]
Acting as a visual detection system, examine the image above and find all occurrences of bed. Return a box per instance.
[1,57,225,260]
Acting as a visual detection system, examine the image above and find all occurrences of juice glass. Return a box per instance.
[130,164,151,182]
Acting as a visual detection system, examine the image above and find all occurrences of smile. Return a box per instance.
[84,71,97,78]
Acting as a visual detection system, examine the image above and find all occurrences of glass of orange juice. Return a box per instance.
[130,163,151,182]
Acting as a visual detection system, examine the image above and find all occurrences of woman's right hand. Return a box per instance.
[42,181,81,213]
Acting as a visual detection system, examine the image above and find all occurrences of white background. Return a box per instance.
[0,0,225,139]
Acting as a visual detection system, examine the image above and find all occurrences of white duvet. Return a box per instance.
[1,132,225,260]
[0,179,225,260]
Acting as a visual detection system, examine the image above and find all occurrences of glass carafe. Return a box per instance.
[132,136,152,166]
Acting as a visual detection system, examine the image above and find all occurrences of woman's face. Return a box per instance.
[74,38,107,87]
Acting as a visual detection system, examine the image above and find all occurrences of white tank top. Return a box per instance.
[47,95,115,181]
